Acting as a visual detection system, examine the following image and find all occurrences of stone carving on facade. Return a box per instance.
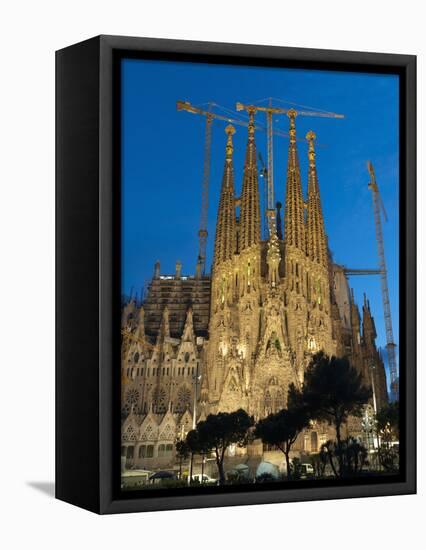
[120,116,388,465]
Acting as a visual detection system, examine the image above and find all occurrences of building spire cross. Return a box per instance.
[225,124,235,161]
[213,125,237,267]
[306,130,328,267]
[284,110,305,253]
[288,109,297,145]
[306,130,316,167]
[239,110,261,251]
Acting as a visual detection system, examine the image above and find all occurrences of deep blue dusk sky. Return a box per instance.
[121,58,399,374]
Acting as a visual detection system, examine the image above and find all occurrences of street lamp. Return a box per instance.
[369,362,378,414]
[188,363,202,486]
[192,362,202,430]
[361,405,375,452]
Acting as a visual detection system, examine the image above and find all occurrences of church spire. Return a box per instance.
[362,293,377,345]
[182,307,195,342]
[156,305,170,346]
[213,125,237,266]
[239,109,261,251]
[276,201,283,240]
[306,131,328,267]
[135,305,145,339]
[350,288,361,345]
[284,110,306,253]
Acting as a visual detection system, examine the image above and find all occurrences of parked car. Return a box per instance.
[300,463,315,478]
[121,469,152,489]
[148,470,177,484]
[191,473,217,484]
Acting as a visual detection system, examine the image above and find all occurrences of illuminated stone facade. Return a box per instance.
[121,114,388,470]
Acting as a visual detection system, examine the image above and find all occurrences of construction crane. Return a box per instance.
[176,101,214,276]
[343,268,384,276]
[236,101,344,236]
[177,100,291,274]
[258,152,269,239]
[367,161,398,400]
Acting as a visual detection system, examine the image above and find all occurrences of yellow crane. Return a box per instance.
[236,101,344,236]
[343,267,384,276]
[177,100,290,274]
[367,161,398,400]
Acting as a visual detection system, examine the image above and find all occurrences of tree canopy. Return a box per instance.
[376,401,399,440]
[302,352,372,476]
[175,439,190,479]
[303,352,371,429]
[187,408,253,484]
[254,384,309,479]
[376,401,399,472]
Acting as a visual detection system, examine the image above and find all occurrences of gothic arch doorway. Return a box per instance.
[311,431,318,452]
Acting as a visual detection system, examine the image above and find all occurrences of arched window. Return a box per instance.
[158,444,166,457]
[228,378,238,392]
[264,391,272,413]
[275,390,285,412]
[139,445,146,458]
[152,387,167,414]
[311,431,318,452]
[134,351,140,364]
[175,386,191,413]
[184,352,190,363]
[123,388,140,416]
[126,446,134,459]
[146,445,154,458]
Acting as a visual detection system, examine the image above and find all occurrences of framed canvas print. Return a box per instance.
[56,35,416,514]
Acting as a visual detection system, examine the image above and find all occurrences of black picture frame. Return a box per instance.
[56,35,416,514]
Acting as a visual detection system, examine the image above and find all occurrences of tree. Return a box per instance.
[342,437,368,474]
[186,428,212,483]
[376,401,399,441]
[255,387,309,480]
[376,401,399,472]
[302,352,371,476]
[175,439,190,479]
[320,437,368,477]
[186,429,200,483]
[190,409,253,485]
[320,440,339,477]
[310,451,327,478]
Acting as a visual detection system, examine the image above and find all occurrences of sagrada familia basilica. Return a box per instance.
[121,108,388,472]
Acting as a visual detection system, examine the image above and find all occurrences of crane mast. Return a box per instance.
[236,101,344,237]
[266,109,274,211]
[177,100,289,274]
[367,161,398,401]
[178,99,343,272]
[257,152,269,239]
[198,111,212,275]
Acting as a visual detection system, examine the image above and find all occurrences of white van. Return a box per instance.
[300,463,315,478]
[191,474,217,484]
